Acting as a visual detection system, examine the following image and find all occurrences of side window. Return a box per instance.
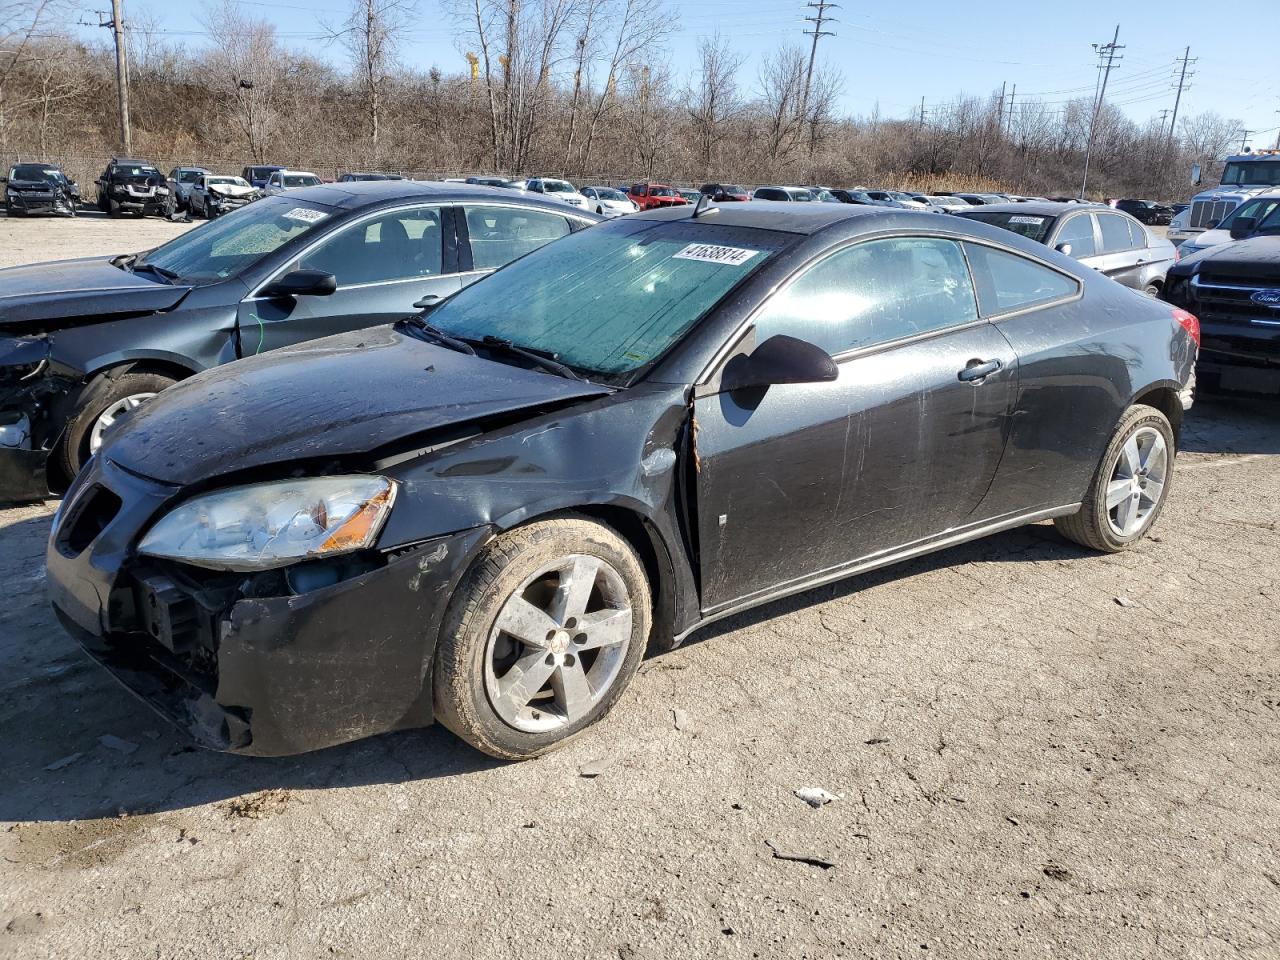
[300,206,443,286]
[1127,218,1149,249]
[1052,214,1097,258]
[754,237,978,356]
[963,242,1079,316]
[464,205,571,271]
[1099,213,1136,253]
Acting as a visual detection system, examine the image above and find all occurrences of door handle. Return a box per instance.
[958,358,1002,382]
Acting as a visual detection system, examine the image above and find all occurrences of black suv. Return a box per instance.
[95,158,171,217]
[1115,199,1174,225]
[3,162,80,216]
[1163,236,1280,394]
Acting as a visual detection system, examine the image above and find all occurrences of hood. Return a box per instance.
[7,178,57,191]
[1193,184,1276,203]
[1173,235,1280,280]
[208,183,257,198]
[102,326,613,485]
[0,258,192,333]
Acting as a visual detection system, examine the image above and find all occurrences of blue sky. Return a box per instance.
[97,0,1280,148]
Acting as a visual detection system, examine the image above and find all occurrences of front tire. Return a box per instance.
[1054,404,1175,552]
[58,371,177,478]
[434,516,651,759]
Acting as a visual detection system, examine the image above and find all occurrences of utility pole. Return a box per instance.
[1238,129,1255,153]
[1005,83,1016,135]
[1080,25,1123,200]
[918,95,926,129]
[800,1,837,136]
[1157,108,1171,139]
[1166,46,1194,151]
[99,0,132,155]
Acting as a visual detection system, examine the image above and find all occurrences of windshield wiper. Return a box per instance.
[110,253,138,271]
[133,263,181,284]
[396,316,476,355]
[473,335,582,381]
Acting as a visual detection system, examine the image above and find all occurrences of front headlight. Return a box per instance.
[156,186,170,195]
[138,476,396,571]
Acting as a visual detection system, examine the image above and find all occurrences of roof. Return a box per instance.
[633,199,930,235]
[281,179,603,218]
[955,201,1100,217]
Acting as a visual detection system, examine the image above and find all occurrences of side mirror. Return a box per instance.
[261,269,337,299]
[721,334,838,393]
[1229,216,1257,240]
[1054,242,1073,257]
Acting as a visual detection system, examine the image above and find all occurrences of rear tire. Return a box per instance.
[1143,282,1160,298]
[1054,404,1175,553]
[434,516,651,759]
[58,371,177,478]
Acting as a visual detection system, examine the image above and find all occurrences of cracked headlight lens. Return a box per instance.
[139,476,396,571]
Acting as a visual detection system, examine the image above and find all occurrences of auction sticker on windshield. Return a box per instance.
[283,208,327,224]
[673,243,760,266]
[1009,215,1045,225]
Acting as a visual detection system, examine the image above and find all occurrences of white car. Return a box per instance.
[925,195,972,211]
[1175,194,1280,258]
[189,175,259,219]
[525,177,589,209]
[263,170,323,196]
[581,186,638,217]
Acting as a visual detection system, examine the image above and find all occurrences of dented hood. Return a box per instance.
[0,257,191,332]
[102,325,613,485]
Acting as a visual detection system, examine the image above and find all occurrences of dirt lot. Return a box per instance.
[1,215,1277,960]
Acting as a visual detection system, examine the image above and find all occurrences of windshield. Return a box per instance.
[1223,197,1280,234]
[723,185,746,194]
[177,170,204,183]
[248,167,277,180]
[114,165,159,178]
[1220,162,1280,187]
[283,175,320,187]
[10,164,64,182]
[959,211,1054,243]
[648,186,677,197]
[208,177,248,187]
[594,188,627,201]
[790,189,814,201]
[428,219,788,382]
[542,180,576,193]
[135,196,333,283]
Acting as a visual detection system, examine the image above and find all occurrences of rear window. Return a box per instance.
[960,211,1053,244]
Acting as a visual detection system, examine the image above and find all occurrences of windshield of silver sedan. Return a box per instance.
[428,219,789,382]
[133,196,333,283]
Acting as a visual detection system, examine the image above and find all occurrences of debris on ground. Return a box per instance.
[44,753,82,771]
[672,708,691,731]
[765,839,836,870]
[1006,815,1021,826]
[220,789,294,820]
[864,737,890,745]
[579,758,613,778]
[1043,864,1072,881]
[794,787,838,809]
[1114,596,1135,608]
[98,735,138,755]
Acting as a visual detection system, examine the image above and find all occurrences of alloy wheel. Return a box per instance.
[484,554,633,733]
[89,393,157,453]
[1105,425,1168,537]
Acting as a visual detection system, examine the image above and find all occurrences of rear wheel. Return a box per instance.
[1143,282,1160,298]
[434,516,651,759]
[58,371,177,477]
[1054,404,1174,552]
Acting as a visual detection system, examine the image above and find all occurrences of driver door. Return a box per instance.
[694,235,1018,612]
[237,204,462,355]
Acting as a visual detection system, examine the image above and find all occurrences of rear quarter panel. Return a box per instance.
[982,276,1193,516]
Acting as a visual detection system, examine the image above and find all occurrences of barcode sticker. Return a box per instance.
[673,243,760,266]
[1009,215,1045,225]
[283,207,327,223]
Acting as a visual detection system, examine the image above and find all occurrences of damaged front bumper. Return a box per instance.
[46,455,492,756]
[0,337,66,503]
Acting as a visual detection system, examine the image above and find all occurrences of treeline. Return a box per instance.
[0,0,1247,200]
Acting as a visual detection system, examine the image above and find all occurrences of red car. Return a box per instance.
[628,182,688,210]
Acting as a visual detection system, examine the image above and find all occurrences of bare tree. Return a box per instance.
[199,1,287,161]
[686,33,743,175]
[328,0,417,156]
[757,46,805,166]
[0,0,67,154]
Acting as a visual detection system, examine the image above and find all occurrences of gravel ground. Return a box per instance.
[1,216,1276,960]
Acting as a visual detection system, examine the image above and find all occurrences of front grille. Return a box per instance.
[1190,276,1280,326]
[1190,199,1236,229]
[59,485,122,554]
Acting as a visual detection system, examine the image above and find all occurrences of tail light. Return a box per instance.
[1173,307,1200,348]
